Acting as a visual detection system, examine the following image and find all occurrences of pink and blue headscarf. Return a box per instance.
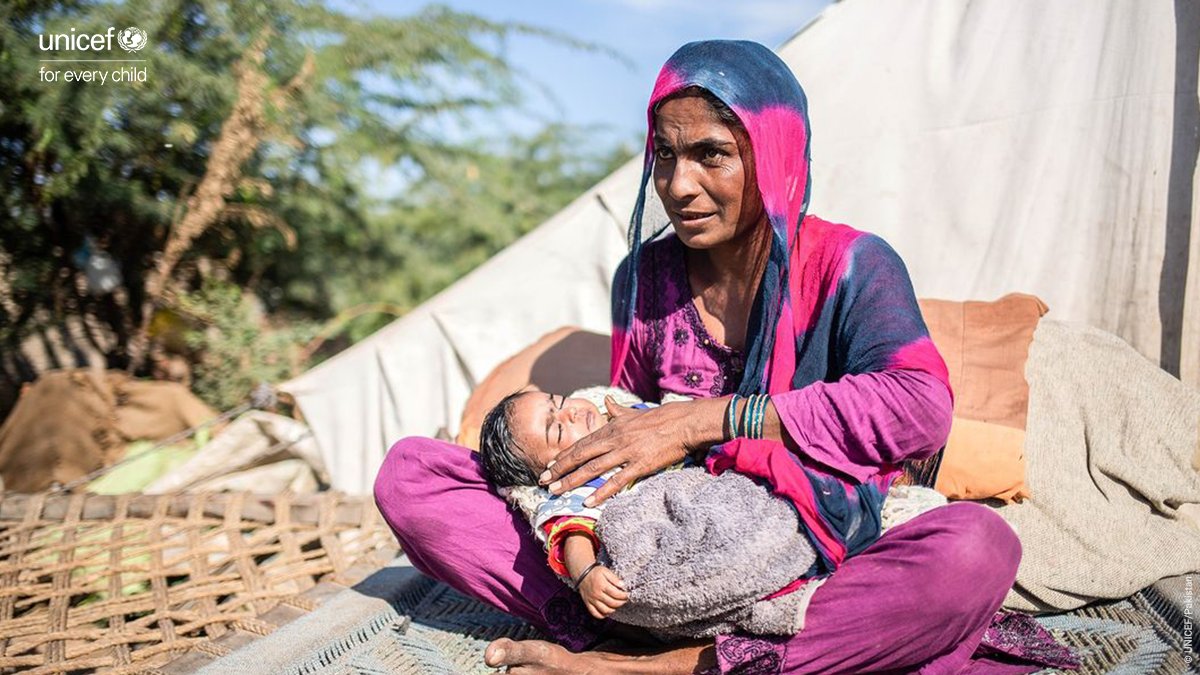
[612,40,813,396]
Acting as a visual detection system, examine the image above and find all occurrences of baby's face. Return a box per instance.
[509,391,604,472]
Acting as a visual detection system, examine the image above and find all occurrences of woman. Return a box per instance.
[375,41,1074,673]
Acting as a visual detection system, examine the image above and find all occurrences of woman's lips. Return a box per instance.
[676,211,717,226]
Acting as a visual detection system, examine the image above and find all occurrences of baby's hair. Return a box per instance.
[479,391,540,488]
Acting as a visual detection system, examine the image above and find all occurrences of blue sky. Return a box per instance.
[361,0,832,147]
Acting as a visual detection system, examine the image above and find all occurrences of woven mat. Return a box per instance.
[189,559,545,675]
[0,491,398,674]
[320,572,545,675]
[201,562,1196,675]
[1034,576,1198,675]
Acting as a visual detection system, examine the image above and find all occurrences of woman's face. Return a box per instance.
[652,95,764,250]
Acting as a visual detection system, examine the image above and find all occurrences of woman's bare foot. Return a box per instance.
[483,638,587,674]
[483,637,713,674]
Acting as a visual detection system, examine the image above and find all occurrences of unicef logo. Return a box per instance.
[116,27,147,52]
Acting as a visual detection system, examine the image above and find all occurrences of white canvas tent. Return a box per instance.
[281,0,1200,494]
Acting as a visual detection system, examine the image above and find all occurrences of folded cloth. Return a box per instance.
[995,320,1200,612]
[597,466,817,638]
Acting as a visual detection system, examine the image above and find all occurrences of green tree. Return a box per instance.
[0,0,630,409]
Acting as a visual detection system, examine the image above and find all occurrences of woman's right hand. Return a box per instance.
[539,395,725,507]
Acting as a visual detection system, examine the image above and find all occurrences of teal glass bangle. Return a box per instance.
[743,393,769,440]
[753,394,771,439]
[747,394,761,440]
[726,394,742,440]
[738,393,753,440]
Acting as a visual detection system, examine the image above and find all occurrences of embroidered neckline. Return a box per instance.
[668,238,742,358]
[658,238,745,396]
[682,297,739,356]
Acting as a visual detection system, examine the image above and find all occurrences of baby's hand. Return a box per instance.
[578,565,628,620]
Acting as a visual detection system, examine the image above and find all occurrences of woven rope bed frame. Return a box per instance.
[0,491,398,674]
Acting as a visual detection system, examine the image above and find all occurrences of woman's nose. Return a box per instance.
[666,162,702,202]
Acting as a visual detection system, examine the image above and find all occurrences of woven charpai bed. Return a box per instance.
[0,491,397,674]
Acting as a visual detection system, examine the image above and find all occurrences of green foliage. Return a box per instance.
[174,278,317,411]
[325,124,634,322]
[0,0,630,382]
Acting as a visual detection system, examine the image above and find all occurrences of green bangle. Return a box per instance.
[739,391,758,439]
[742,393,769,440]
[726,394,742,440]
[746,394,759,440]
[752,394,770,439]
[739,394,754,440]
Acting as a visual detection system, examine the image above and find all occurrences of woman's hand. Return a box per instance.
[539,395,725,506]
[578,565,628,619]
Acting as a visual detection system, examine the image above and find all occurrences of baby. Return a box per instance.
[479,387,662,620]
[478,386,950,636]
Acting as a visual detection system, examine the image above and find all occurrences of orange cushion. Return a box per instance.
[919,293,1048,429]
[456,327,609,450]
[919,293,1048,502]
[934,418,1031,502]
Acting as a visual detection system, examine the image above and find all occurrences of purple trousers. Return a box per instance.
[374,437,1043,674]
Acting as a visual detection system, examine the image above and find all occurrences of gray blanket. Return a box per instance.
[596,466,817,638]
[995,320,1200,612]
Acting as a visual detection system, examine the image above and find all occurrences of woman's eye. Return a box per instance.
[655,147,673,161]
[557,424,563,444]
[702,148,724,163]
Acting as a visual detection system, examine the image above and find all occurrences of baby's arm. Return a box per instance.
[534,481,628,617]
[561,532,628,620]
